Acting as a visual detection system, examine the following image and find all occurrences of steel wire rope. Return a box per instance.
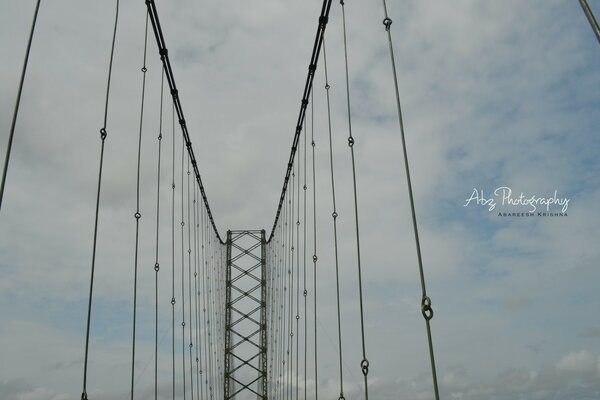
[288,165,296,400]
[200,205,210,400]
[81,1,119,398]
[268,0,333,243]
[144,0,223,244]
[303,100,308,400]
[130,12,149,400]
[380,1,440,398]
[181,136,188,400]
[339,2,370,397]
[322,38,346,400]
[153,65,165,400]
[187,156,195,400]
[171,100,177,400]
[193,183,203,400]
[310,83,320,400]
[296,146,301,400]
[0,0,42,212]
[579,0,600,43]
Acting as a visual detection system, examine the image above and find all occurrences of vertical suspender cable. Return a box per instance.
[130,11,149,400]
[187,156,195,400]
[181,136,188,400]
[303,100,308,400]
[339,2,370,397]
[322,39,346,400]
[380,2,440,399]
[311,86,320,400]
[154,66,165,400]
[296,144,301,400]
[0,0,41,213]
[171,101,177,400]
[82,2,119,399]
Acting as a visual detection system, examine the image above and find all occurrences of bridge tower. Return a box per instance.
[224,230,268,399]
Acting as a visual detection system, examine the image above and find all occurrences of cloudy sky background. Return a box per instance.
[1,0,600,399]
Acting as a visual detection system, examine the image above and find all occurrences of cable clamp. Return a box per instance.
[383,17,393,31]
[421,295,434,320]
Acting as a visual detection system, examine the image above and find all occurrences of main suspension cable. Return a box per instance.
[0,0,42,213]
[144,0,223,244]
[81,2,119,398]
[339,1,370,397]
[380,1,440,398]
[268,0,333,242]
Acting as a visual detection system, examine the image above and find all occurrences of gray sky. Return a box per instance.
[1,1,600,399]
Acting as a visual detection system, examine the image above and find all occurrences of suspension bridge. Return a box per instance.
[1,1,599,400]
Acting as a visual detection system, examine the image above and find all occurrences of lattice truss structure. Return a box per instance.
[224,230,268,399]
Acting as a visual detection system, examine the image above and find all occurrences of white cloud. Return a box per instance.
[556,350,595,373]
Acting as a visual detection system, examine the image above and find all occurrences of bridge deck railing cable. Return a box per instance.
[144,0,224,244]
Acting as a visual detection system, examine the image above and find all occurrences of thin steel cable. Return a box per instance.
[322,39,345,400]
[181,136,187,400]
[579,0,600,44]
[380,2,440,399]
[310,85,319,400]
[289,167,295,400]
[303,99,308,400]
[171,100,177,400]
[193,184,202,400]
[339,2,370,397]
[153,65,165,400]
[187,156,195,400]
[296,147,301,400]
[0,0,41,212]
[200,206,210,400]
[82,2,119,399]
[130,12,149,400]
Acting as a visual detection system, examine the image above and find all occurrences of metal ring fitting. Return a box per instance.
[348,137,355,147]
[313,255,318,263]
[134,212,141,219]
[361,358,370,375]
[100,128,107,140]
[325,84,330,90]
[421,295,434,320]
[312,141,316,147]
[141,67,147,73]
[182,321,185,327]
[332,211,338,219]
[296,315,300,320]
[383,17,393,31]
[171,297,176,305]
[154,262,160,272]
[158,133,162,140]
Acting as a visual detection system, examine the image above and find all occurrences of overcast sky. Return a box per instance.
[1,1,600,399]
